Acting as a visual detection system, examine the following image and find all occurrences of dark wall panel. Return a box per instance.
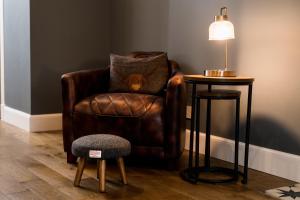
[110,0,169,54]
[30,0,111,114]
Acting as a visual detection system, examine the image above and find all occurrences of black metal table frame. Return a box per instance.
[185,79,253,184]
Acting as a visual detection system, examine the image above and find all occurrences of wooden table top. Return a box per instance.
[184,74,255,84]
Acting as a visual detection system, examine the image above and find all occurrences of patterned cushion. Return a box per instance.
[72,134,131,159]
[109,53,169,94]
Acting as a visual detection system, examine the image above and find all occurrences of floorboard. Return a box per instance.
[0,121,295,200]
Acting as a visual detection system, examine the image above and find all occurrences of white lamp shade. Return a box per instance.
[209,20,235,40]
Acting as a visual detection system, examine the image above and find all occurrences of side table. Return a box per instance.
[182,75,254,184]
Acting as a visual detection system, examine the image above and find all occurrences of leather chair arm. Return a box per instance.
[165,72,187,159]
[61,67,110,113]
[61,67,110,154]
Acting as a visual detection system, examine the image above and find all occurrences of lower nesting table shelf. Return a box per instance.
[181,166,244,184]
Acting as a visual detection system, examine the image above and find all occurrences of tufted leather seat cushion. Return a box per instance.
[73,93,165,147]
[75,93,161,117]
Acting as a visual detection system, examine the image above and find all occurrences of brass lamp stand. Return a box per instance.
[205,7,236,77]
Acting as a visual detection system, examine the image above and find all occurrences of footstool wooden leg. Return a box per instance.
[98,159,106,192]
[117,157,128,185]
[74,157,86,187]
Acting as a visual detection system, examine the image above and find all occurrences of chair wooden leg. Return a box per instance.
[67,152,78,164]
[98,159,106,192]
[97,160,99,179]
[117,157,128,185]
[74,157,86,187]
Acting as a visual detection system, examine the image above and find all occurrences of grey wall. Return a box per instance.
[110,0,169,53]
[111,0,300,155]
[167,0,300,155]
[4,0,31,113]
[30,0,111,114]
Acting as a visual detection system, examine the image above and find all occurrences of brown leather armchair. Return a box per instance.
[61,52,187,167]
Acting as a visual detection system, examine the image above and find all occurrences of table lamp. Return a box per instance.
[205,7,236,77]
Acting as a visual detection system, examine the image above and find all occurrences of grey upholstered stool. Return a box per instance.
[72,134,131,192]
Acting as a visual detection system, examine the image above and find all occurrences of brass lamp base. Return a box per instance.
[204,69,236,77]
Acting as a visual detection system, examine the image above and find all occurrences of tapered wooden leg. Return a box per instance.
[98,160,106,192]
[74,157,86,187]
[117,157,128,185]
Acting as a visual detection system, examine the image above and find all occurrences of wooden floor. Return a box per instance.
[0,121,295,200]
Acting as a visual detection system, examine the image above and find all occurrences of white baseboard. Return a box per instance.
[1,105,62,132]
[30,113,62,132]
[185,130,300,183]
[1,104,31,131]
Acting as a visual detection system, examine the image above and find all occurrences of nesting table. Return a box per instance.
[182,75,254,184]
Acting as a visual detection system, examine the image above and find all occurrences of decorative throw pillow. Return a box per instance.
[109,53,169,94]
